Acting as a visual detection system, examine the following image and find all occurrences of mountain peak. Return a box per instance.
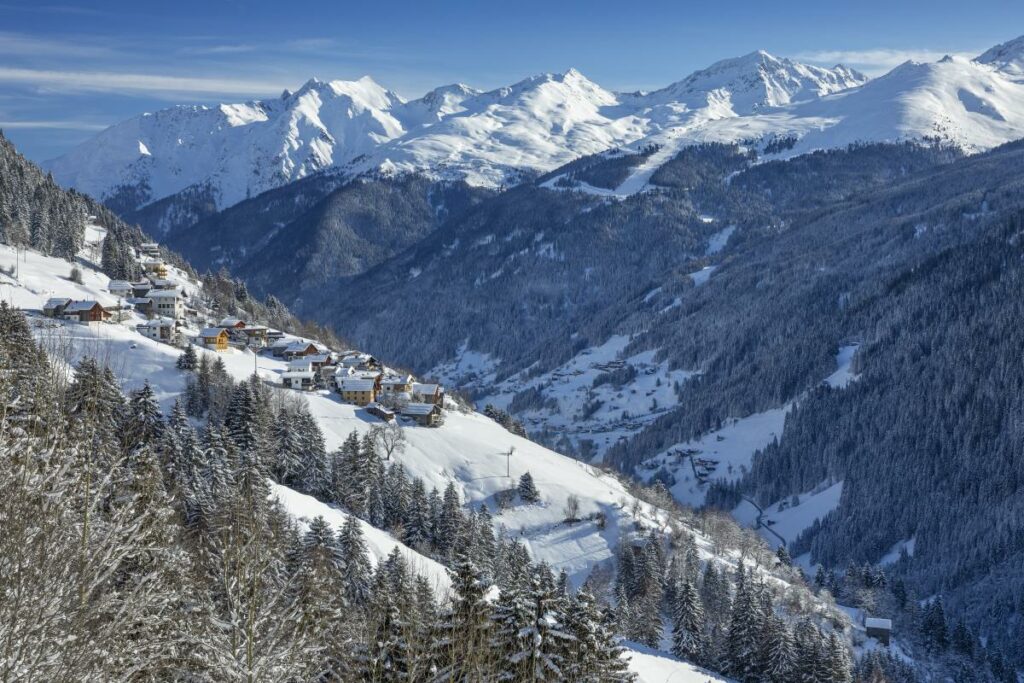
[976,34,1024,81]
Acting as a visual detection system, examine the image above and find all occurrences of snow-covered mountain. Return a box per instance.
[44,50,867,213]
[44,36,1024,224]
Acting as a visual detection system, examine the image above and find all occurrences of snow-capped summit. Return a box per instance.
[44,38,1024,222]
[975,34,1024,81]
[641,49,867,112]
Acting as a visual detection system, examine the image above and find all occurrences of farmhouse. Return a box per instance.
[240,325,268,347]
[339,377,378,406]
[199,327,229,351]
[412,382,445,405]
[149,288,184,321]
[127,297,153,316]
[401,402,443,427]
[865,617,892,646]
[136,318,179,345]
[43,297,71,317]
[340,353,380,371]
[219,317,246,329]
[63,301,110,323]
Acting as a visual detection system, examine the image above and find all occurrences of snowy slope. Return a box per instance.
[976,34,1024,82]
[626,644,732,682]
[0,241,669,589]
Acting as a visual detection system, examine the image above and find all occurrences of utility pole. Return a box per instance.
[506,446,515,479]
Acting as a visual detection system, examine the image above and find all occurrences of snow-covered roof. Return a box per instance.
[382,374,413,385]
[339,378,376,391]
[199,327,227,338]
[287,359,313,371]
[285,341,320,353]
[402,402,439,416]
[64,300,103,313]
[413,382,442,395]
[43,297,71,309]
[137,317,175,329]
[306,353,332,363]
[148,288,181,299]
[127,297,152,304]
[219,316,245,327]
[366,403,395,416]
[107,280,132,290]
[865,617,892,630]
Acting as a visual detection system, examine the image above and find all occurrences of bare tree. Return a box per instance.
[370,421,407,460]
[564,494,581,523]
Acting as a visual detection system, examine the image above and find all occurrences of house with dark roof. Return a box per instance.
[401,402,443,427]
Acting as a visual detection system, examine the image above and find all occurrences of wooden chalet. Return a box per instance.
[218,317,247,329]
[199,327,229,351]
[401,402,442,427]
[283,341,322,360]
[63,300,110,323]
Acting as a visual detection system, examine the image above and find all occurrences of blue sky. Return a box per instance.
[2,0,1021,161]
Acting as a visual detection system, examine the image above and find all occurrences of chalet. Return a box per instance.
[366,403,396,422]
[381,374,414,395]
[401,402,442,427]
[287,359,314,372]
[136,317,179,345]
[412,382,444,405]
[266,329,285,342]
[149,288,184,321]
[43,297,71,318]
[139,242,161,258]
[282,368,316,391]
[199,327,229,351]
[330,365,355,390]
[219,317,247,330]
[130,281,152,297]
[63,301,110,323]
[283,341,323,360]
[107,280,133,297]
[865,617,892,646]
[339,377,378,406]
[142,258,169,278]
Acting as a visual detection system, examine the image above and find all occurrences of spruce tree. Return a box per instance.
[518,471,540,503]
[671,578,707,665]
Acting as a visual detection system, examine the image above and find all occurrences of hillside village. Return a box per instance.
[38,238,448,429]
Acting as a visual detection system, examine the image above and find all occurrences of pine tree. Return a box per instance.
[672,577,707,665]
[434,554,495,681]
[176,344,198,371]
[759,614,796,683]
[337,513,373,606]
[435,481,463,558]
[518,471,541,503]
[725,564,761,680]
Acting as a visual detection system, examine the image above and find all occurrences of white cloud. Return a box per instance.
[794,48,982,76]
[0,119,108,131]
[0,31,115,58]
[0,66,289,98]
